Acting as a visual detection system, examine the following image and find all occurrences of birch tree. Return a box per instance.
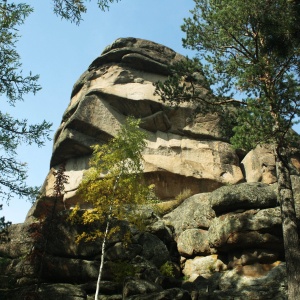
[69,117,152,300]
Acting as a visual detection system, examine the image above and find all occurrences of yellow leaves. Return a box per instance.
[67,204,81,224]
[81,208,102,225]
[122,230,132,248]
[107,226,120,240]
[127,211,148,232]
[75,230,105,244]
[71,117,155,244]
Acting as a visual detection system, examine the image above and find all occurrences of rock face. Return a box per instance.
[49,37,243,207]
[241,145,277,184]
[1,37,299,299]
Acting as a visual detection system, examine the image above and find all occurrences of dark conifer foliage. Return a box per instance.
[155,1,300,298]
[0,1,51,202]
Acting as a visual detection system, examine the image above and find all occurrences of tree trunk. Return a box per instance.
[95,219,110,300]
[95,174,121,300]
[276,150,300,300]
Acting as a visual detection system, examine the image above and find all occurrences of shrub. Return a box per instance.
[110,261,136,283]
[159,261,175,278]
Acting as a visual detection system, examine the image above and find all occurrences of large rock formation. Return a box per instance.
[46,37,243,208]
[1,37,299,300]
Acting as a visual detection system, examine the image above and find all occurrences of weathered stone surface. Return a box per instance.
[291,175,300,219]
[0,224,33,258]
[177,229,210,257]
[138,233,170,268]
[241,145,277,184]
[105,242,143,262]
[291,153,300,173]
[125,287,192,300]
[208,208,283,251]
[210,182,277,216]
[1,283,87,300]
[182,261,286,299]
[25,195,65,222]
[130,255,162,282]
[0,257,36,288]
[143,136,243,198]
[228,249,279,267]
[2,37,293,300]
[213,262,287,300]
[88,37,184,75]
[163,193,215,238]
[48,37,243,205]
[41,255,99,282]
[38,283,87,300]
[123,278,162,298]
[183,255,227,281]
[40,217,131,258]
[96,296,122,300]
[146,220,173,244]
[80,280,122,296]
[242,145,300,186]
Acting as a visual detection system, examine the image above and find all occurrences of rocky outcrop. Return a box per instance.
[210,182,277,215]
[163,193,215,238]
[1,37,299,299]
[48,37,243,206]
[242,145,300,184]
[241,145,277,184]
[165,180,294,299]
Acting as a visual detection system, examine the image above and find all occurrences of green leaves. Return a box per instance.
[0,1,52,202]
[0,204,11,231]
[0,2,41,105]
[158,0,300,151]
[155,57,211,107]
[72,117,152,242]
[52,0,121,24]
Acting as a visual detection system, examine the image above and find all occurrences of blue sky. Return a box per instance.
[3,0,196,223]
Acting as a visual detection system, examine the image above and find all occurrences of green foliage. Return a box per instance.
[53,163,69,198]
[0,1,52,202]
[154,57,239,141]
[52,0,121,24]
[109,260,136,283]
[156,2,300,297]
[0,2,40,104]
[0,0,124,203]
[182,275,190,281]
[69,117,153,242]
[185,0,300,149]
[0,256,10,267]
[157,0,300,152]
[159,261,175,278]
[0,205,11,232]
[154,57,213,108]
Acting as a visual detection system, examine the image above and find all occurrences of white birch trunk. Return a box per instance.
[94,174,121,300]
[94,219,110,300]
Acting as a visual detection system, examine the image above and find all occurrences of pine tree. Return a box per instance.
[52,0,121,24]
[0,1,51,203]
[156,1,300,298]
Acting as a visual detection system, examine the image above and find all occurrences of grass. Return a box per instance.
[154,189,193,216]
